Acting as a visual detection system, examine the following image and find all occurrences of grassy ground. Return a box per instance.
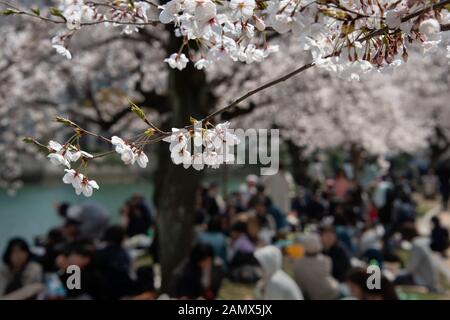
[218,281,256,300]
[413,193,437,218]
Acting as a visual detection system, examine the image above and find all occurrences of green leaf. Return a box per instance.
[256,0,267,10]
[54,116,75,126]
[22,137,34,144]
[145,128,156,137]
[190,117,199,125]
[31,7,40,16]
[49,7,66,21]
[22,137,50,153]
[1,9,18,15]
[129,100,147,121]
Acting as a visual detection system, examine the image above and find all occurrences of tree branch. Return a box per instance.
[442,23,450,32]
[201,61,315,124]
[358,0,450,42]
[0,1,159,27]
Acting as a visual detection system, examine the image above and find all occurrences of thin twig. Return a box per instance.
[89,150,116,160]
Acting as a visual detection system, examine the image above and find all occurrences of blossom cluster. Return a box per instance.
[43,120,239,197]
[111,136,149,168]
[41,0,450,79]
[162,121,240,170]
[47,140,93,168]
[51,0,153,59]
[157,0,450,78]
[46,140,100,197]
[159,0,280,71]
[63,169,99,197]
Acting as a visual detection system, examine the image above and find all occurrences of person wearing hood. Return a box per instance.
[254,245,303,300]
[293,234,340,300]
[395,224,439,292]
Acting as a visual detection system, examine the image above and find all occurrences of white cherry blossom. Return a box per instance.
[230,0,255,21]
[164,53,189,71]
[48,153,70,168]
[75,177,99,197]
[136,151,149,168]
[171,148,192,165]
[62,169,83,189]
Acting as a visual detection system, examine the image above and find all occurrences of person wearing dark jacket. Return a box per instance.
[170,243,223,299]
[121,194,153,237]
[57,241,106,300]
[430,216,450,257]
[96,226,135,299]
[347,268,398,300]
[436,163,450,211]
[320,225,352,282]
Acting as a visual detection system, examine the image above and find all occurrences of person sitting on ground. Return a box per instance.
[293,233,340,300]
[57,240,106,300]
[358,223,385,268]
[254,245,303,300]
[346,268,398,300]
[394,223,440,292]
[430,216,449,257]
[96,225,135,300]
[227,221,260,283]
[38,228,67,273]
[334,169,351,201]
[240,174,259,209]
[128,266,157,300]
[60,219,81,242]
[55,201,110,241]
[319,225,352,282]
[202,182,226,217]
[170,243,223,300]
[252,200,278,243]
[0,238,43,300]
[121,194,153,238]
[197,216,228,266]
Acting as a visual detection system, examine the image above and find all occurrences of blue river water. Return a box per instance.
[0,182,154,252]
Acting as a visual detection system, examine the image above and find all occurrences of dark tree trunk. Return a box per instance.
[430,126,450,167]
[154,34,214,292]
[286,140,310,187]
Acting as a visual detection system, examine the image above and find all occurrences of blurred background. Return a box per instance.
[2,0,450,301]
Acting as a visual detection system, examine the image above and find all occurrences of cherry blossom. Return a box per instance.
[419,19,442,44]
[52,34,72,60]
[62,169,99,197]
[136,151,149,169]
[111,135,136,165]
[47,141,72,168]
[229,0,255,20]
[47,152,71,168]
[159,0,181,24]
[194,58,210,70]
[164,53,189,71]
[111,136,148,167]
[76,176,99,197]
[385,9,405,29]
[62,169,83,189]
[163,122,240,170]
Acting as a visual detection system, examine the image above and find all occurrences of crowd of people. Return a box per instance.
[1,161,450,300]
